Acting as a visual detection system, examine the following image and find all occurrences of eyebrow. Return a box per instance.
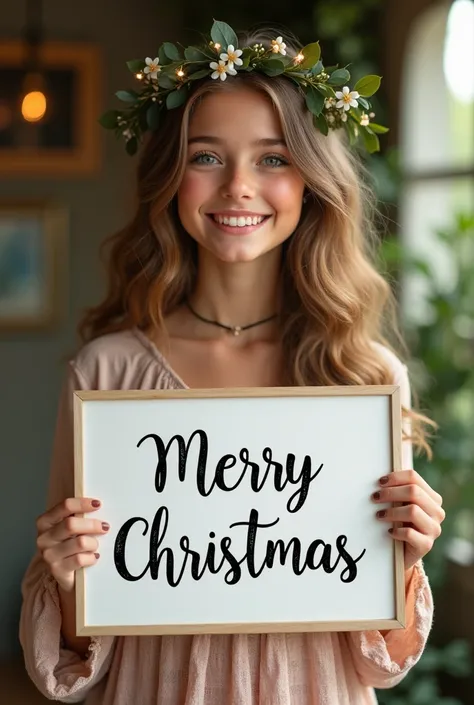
[188,136,287,147]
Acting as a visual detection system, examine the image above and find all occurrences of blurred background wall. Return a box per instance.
[0,1,473,704]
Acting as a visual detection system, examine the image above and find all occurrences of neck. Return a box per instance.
[189,247,282,327]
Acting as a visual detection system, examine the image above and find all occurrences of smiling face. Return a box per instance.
[177,86,306,264]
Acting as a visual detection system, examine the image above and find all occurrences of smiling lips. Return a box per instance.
[207,211,271,234]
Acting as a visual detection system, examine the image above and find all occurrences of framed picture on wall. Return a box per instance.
[0,42,101,176]
[0,201,68,331]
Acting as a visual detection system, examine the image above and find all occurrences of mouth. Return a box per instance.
[209,213,271,227]
[206,213,272,235]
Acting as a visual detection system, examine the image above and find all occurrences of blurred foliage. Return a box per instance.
[379,213,474,585]
[376,214,474,703]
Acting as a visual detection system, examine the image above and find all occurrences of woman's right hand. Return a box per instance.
[36,498,109,593]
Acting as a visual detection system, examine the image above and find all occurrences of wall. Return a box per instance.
[0,0,182,659]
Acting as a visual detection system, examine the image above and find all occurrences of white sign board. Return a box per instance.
[74,387,405,636]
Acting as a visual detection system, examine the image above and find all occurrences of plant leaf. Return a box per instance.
[354,74,382,97]
[158,45,168,65]
[313,113,329,136]
[311,60,324,76]
[157,73,176,89]
[299,42,321,69]
[125,137,138,156]
[146,103,161,130]
[358,96,370,110]
[210,20,239,51]
[260,59,286,76]
[163,42,182,62]
[98,110,119,129]
[305,86,325,116]
[184,46,211,62]
[166,88,188,109]
[367,122,389,134]
[361,127,380,153]
[126,59,145,73]
[115,90,139,103]
[316,83,336,98]
[188,68,210,81]
[327,68,351,86]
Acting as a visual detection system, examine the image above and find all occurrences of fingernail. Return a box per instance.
[95,552,100,559]
[102,522,110,531]
[91,500,101,508]
[379,476,389,485]
[376,510,387,518]
[372,491,381,501]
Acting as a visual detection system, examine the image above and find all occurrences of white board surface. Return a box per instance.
[74,387,404,635]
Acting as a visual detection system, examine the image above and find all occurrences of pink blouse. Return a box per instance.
[19,328,433,704]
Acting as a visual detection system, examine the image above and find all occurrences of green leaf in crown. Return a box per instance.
[100,19,388,155]
[210,20,239,52]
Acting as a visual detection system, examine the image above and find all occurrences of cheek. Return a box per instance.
[177,173,210,213]
[268,177,304,215]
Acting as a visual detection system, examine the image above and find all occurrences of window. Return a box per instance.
[399,0,474,321]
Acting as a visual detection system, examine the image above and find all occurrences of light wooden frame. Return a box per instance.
[74,385,405,636]
[0,200,68,331]
[0,41,101,176]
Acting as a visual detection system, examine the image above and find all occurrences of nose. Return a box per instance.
[220,163,257,201]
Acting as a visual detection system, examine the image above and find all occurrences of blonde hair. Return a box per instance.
[79,30,433,455]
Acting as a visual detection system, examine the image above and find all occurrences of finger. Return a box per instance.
[43,535,100,565]
[36,497,102,535]
[37,517,109,551]
[379,469,443,507]
[389,525,434,557]
[376,505,442,538]
[56,551,100,576]
[372,484,445,523]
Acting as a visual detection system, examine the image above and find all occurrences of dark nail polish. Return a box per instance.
[91,500,101,508]
[376,510,387,518]
[379,476,389,485]
[372,491,381,501]
[102,522,110,531]
[388,528,394,534]
[95,552,100,559]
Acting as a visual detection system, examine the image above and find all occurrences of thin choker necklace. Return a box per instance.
[186,301,278,337]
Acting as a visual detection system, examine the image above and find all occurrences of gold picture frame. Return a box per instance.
[0,41,101,176]
[0,200,68,331]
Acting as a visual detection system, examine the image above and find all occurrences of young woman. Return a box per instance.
[19,22,444,705]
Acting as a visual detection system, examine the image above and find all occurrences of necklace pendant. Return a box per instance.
[232,326,241,336]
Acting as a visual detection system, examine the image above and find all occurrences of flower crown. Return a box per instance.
[99,20,388,156]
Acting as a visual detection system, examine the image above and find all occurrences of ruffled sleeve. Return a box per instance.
[346,354,434,688]
[19,361,116,702]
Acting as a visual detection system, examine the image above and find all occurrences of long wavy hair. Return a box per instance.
[79,28,433,454]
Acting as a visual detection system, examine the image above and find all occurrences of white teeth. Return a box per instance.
[213,214,266,227]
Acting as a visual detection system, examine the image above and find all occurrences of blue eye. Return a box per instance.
[191,152,219,165]
[261,154,289,168]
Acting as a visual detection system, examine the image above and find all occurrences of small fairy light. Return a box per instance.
[294,53,305,65]
[176,68,185,78]
[135,72,144,80]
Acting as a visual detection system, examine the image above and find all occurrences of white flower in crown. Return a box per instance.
[324,97,336,109]
[271,37,287,55]
[220,45,243,68]
[360,113,370,126]
[144,57,160,79]
[335,86,360,111]
[340,112,348,123]
[122,128,133,140]
[210,60,237,81]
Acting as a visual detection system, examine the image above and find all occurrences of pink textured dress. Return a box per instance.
[19,329,433,705]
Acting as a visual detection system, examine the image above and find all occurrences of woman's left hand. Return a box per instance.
[372,469,445,573]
